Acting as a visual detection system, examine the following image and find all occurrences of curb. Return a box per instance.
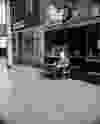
[8,64,44,72]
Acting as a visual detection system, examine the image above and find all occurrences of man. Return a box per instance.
[58,47,70,67]
[56,47,70,78]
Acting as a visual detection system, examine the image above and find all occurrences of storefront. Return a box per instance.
[42,17,100,64]
[12,12,100,67]
[13,25,41,66]
[44,24,86,58]
[0,0,12,68]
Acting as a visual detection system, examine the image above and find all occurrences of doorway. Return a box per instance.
[17,32,23,64]
[22,31,33,65]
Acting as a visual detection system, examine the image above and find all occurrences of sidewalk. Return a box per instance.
[10,64,37,71]
[10,63,46,73]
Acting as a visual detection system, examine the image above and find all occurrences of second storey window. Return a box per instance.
[25,0,32,16]
[0,1,6,24]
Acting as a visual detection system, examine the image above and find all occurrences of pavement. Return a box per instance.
[0,64,100,124]
[7,63,100,86]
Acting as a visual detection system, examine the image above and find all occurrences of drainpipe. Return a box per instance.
[7,0,13,68]
[40,29,45,64]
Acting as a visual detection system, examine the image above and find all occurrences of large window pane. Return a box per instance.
[25,0,32,16]
[45,25,87,57]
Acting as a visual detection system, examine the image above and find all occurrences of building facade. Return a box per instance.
[10,0,69,66]
[0,0,12,67]
[10,0,41,66]
[9,0,100,66]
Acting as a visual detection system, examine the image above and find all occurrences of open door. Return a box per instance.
[22,31,33,65]
[17,32,23,64]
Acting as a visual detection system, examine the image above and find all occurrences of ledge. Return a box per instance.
[40,16,100,31]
